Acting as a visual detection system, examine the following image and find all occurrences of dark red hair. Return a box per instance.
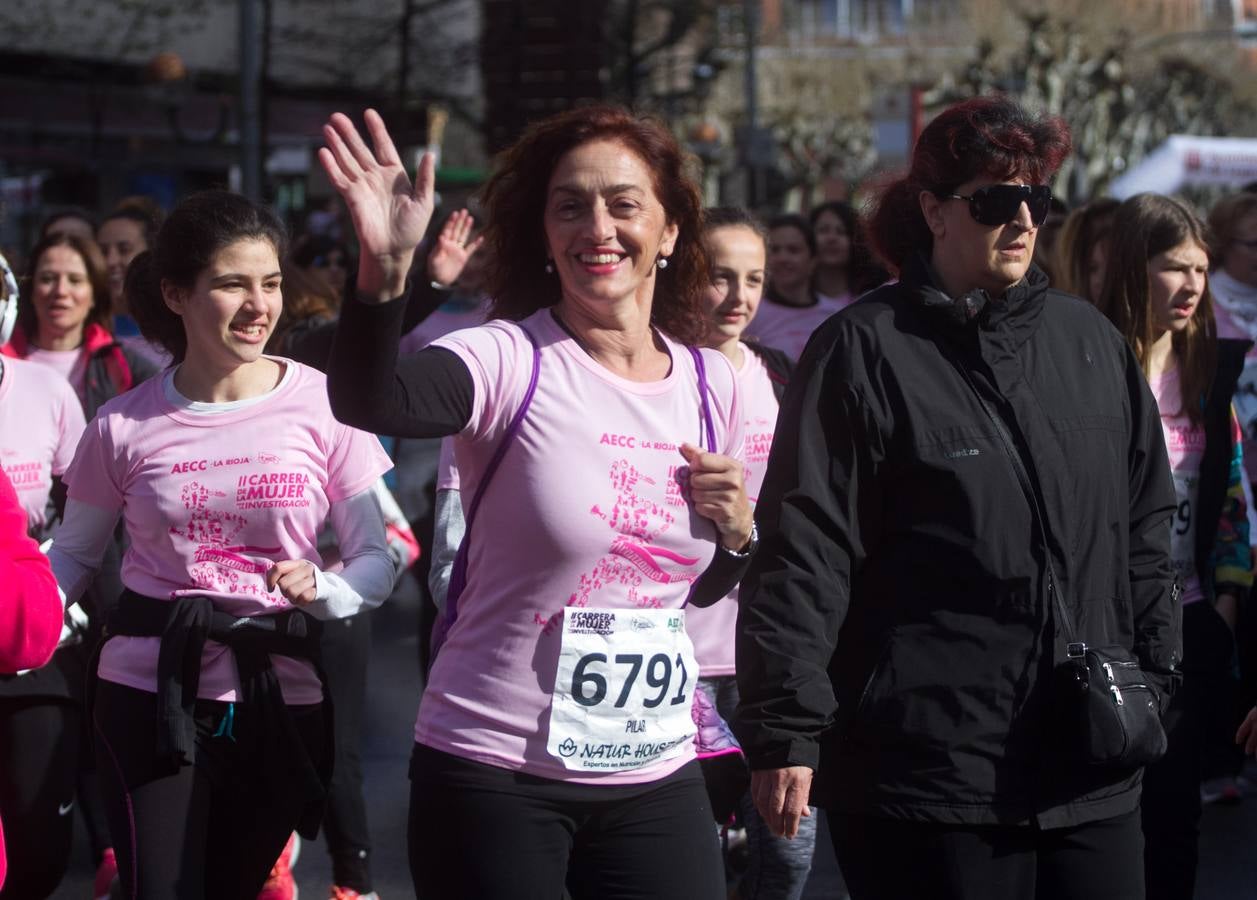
[480,104,709,345]
[866,94,1072,274]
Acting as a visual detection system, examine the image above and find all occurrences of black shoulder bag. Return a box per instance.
[940,338,1168,769]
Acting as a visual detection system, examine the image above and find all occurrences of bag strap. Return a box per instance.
[933,338,1084,656]
[687,346,718,452]
[442,325,541,629]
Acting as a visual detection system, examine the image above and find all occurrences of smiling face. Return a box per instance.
[767,224,814,295]
[97,217,147,307]
[543,138,678,313]
[813,210,851,269]
[1148,238,1209,338]
[924,176,1038,297]
[31,245,95,346]
[163,238,282,373]
[703,225,767,346]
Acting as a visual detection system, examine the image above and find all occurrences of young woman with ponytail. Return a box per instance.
[46,190,396,899]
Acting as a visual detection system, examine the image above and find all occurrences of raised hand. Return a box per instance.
[318,109,436,300]
[428,208,485,288]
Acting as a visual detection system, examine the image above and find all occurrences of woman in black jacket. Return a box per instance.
[734,95,1181,900]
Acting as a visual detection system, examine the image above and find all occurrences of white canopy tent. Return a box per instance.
[1108,135,1257,199]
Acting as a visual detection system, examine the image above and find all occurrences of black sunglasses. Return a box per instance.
[942,184,1053,227]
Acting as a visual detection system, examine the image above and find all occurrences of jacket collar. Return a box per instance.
[901,253,1049,350]
[1,322,116,358]
[81,322,117,356]
[0,325,27,358]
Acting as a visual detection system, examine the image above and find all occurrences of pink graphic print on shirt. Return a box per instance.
[172,478,283,601]
[536,458,701,633]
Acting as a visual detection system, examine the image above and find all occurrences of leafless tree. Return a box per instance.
[926,7,1257,202]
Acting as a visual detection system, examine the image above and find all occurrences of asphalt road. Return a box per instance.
[57,578,1257,899]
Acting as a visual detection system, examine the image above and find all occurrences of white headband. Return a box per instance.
[0,251,17,347]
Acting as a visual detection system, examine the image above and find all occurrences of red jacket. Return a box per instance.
[0,466,62,888]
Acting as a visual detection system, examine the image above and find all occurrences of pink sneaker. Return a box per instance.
[94,848,118,900]
[258,833,301,900]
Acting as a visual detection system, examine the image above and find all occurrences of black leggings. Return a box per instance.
[407,743,725,900]
[321,610,374,892]
[0,697,80,900]
[93,680,327,900]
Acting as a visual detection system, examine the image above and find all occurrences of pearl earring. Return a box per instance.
[545,260,555,274]
[657,257,669,270]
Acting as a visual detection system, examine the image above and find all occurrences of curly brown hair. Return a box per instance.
[480,104,710,345]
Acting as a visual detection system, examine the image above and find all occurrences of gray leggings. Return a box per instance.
[704,675,817,900]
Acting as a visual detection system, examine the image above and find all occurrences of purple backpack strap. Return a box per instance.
[433,326,541,654]
[683,346,720,610]
[687,346,718,452]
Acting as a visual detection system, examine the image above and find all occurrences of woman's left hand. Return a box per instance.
[267,559,319,606]
[679,443,753,552]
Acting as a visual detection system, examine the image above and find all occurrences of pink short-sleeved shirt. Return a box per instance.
[0,357,86,531]
[64,360,392,704]
[1150,366,1206,605]
[745,294,852,361]
[686,345,780,677]
[24,347,88,401]
[419,309,744,783]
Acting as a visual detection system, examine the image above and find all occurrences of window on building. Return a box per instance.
[792,0,961,41]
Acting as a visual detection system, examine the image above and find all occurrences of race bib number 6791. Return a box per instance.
[546,607,698,772]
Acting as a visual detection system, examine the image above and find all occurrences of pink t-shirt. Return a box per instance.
[419,309,744,783]
[399,296,491,354]
[687,344,780,677]
[0,357,86,531]
[745,294,852,361]
[1150,366,1206,605]
[25,346,87,401]
[64,360,392,704]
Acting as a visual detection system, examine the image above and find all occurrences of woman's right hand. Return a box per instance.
[318,109,436,301]
[751,766,814,839]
